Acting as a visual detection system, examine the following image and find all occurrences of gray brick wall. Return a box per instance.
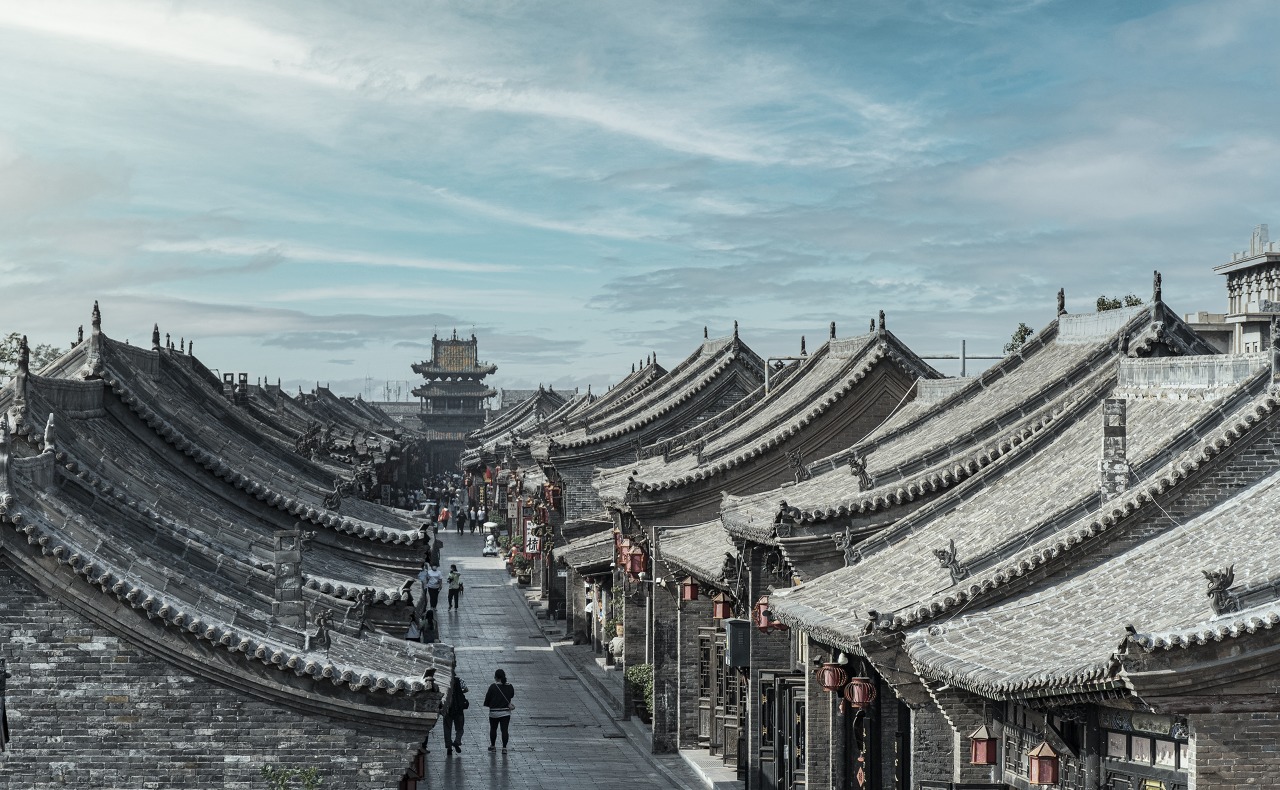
[1190,712,1280,790]
[0,558,421,789]
[804,636,834,790]
[650,561,680,754]
[911,704,954,786]
[677,597,712,747]
[746,550,794,789]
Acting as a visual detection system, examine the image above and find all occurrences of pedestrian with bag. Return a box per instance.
[444,675,469,755]
[422,565,443,610]
[447,564,464,610]
[483,668,515,752]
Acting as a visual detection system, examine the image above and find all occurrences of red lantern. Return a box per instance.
[711,592,732,620]
[814,663,847,693]
[680,576,699,601]
[754,596,789,633]
[842,677,876,710]
[969,724,997,766]
[1028,741,1059,785]
[624,545,647,577]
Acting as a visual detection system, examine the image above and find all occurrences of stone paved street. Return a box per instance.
[418,528,703,790]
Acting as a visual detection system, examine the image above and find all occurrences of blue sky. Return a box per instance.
[1,0,1278,397]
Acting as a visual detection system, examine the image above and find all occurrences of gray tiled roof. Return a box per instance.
[901,423,1280,698]
[0,323,449,727]
[593,330,941,504]
[658,520,736,584]
[560,527,616,572]
[768,356,1269,655]
[534,334,765,455]
[720,303,1217,538]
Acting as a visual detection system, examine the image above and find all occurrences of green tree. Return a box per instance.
[261,766,322,790]
[0,333,64,378]
[1096,294,1143,312]
[1003,322,1034,354]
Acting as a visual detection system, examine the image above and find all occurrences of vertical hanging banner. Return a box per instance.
[525,519,540,555]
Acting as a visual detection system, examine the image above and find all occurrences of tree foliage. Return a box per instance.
[1096,294,1143,312]
[0,333,64,378]
[1002,322,1034,355]
[260,766,322,790]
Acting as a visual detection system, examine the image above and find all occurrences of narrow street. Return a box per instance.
[419,528,703,790]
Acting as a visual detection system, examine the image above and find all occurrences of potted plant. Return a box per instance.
[625,663,653,724]
[511,553,532,585]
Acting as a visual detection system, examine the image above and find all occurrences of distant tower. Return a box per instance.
[410,330,497,471]
[1213,224,1280,353]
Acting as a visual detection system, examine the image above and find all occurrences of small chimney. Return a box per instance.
[1100,398,1130,502]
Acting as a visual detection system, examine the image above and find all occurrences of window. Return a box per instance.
[1108,731,1128,759]
[1131,737,1153,764]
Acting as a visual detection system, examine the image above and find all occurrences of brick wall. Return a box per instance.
[911,704,955,787]
[746,551,794,789]
[650,561,680,754]
[677,597,712,747]
[0,558,421,789]
[1190,712,1280,790]
[804,635,834,790]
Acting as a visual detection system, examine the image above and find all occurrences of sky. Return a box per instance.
[1,0,1278,398]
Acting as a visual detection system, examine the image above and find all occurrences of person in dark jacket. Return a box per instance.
[482,668,516,752]
[444,675,468,755]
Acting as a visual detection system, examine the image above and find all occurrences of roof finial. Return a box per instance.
[1153,270,1162,303]
[91,301,101,332]
[652,352,657,366]
[151,324,160,351]
[165,332,171,349]
[587,384,592,395]
[829,321,836,340]
[188,340,193,355]
[1057,288,1066,317]
[800,336,807,356]
[869,318,875,333]
[704,326,708,339]
[632,363,636,373]
[76,325,83,346]
[18,335,29,374]
[733,320,739,339]
[179,337,185,353]
[878,310,886,333]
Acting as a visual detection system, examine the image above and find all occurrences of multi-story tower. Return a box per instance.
[411,330,497,471]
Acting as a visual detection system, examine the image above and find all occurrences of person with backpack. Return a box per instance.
[444,675,468,755]
[483,668,515,752]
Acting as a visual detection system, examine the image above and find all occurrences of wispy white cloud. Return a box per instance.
[141,237,516,274]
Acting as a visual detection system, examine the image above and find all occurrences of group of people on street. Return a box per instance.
[441,668,517,755]
[409,561,464,642]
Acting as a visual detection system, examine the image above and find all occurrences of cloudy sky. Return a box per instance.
[1,1,1277,397]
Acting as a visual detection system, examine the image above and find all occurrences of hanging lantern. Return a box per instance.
[624,545,647,578]
[754,596,789,633]
[814,663,847,694]
[1028,741,1059,785]
[680,576,699,601]
[969,724,998,766]
[711,592,733,620]
[842,677,877,710]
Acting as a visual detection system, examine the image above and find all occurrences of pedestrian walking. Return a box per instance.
[483,668,515,752]
[437,505,449,533]
[468,506,478,533]
[447,564,464,610]
[444,675,469,755]
[422,565,443,610]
